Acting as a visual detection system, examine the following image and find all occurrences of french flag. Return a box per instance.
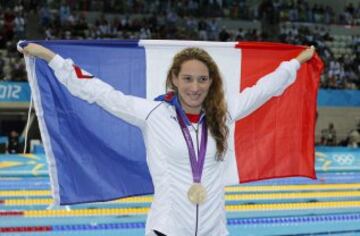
[23,40,323,205]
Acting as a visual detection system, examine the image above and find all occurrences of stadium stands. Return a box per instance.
[0,0,359,150]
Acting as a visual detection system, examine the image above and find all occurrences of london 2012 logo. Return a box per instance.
[332,154,355,166]
[0,84,22,99]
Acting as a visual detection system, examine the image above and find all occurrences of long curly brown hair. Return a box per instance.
[166,48,229,160]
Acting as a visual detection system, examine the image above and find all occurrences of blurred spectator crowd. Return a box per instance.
[321,122,360,148]
[0,0,27,82]
[0,0,359,89]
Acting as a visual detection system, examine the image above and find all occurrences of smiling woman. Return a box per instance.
[18,42,315,236]
[165,48,229,160]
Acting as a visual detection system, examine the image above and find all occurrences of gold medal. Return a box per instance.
[187,183,207,205]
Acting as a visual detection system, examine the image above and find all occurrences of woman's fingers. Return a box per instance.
[17,41,26,54]
[296,45,316,64]
[17,41,33,55]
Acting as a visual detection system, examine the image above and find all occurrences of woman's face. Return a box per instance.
[172,59,212,114]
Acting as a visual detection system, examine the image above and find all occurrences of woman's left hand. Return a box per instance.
[295,46,315,64]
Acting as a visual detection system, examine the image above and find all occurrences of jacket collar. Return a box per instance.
[155,92,205,125]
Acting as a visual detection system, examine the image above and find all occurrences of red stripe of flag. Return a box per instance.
[234,42,323,183]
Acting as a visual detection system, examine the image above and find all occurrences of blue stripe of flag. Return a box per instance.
[34,40,153,204]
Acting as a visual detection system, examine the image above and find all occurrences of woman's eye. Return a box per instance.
[199,76,209,83]
[182,76,192,82]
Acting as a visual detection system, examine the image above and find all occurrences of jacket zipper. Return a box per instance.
[195,204,199,236]
[194,125,200,236]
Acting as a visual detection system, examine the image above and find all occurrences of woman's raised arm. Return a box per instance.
[18,42,159,129]
[228,46,316,121]
[19,43,56,62]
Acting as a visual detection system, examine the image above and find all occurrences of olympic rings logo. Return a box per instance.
[332,154,355,166]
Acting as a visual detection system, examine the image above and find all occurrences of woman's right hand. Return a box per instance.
[295,45,315,65]
[18,42,56,62]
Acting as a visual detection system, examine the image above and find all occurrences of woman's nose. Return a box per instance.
[189,81,200,92]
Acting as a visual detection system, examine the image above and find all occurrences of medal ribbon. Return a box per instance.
[176,108,208,183]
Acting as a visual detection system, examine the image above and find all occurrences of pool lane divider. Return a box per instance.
[1,183,360,197]
[2,190,360,206]
[0,190,50,197]
[225,183,360,192]
[1,201,360,217]
[0,226,51,233]
[1,213,360,233]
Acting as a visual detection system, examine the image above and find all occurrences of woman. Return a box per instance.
[19,43,315,236]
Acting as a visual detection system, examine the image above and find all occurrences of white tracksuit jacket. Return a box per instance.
[48,54,300,236]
